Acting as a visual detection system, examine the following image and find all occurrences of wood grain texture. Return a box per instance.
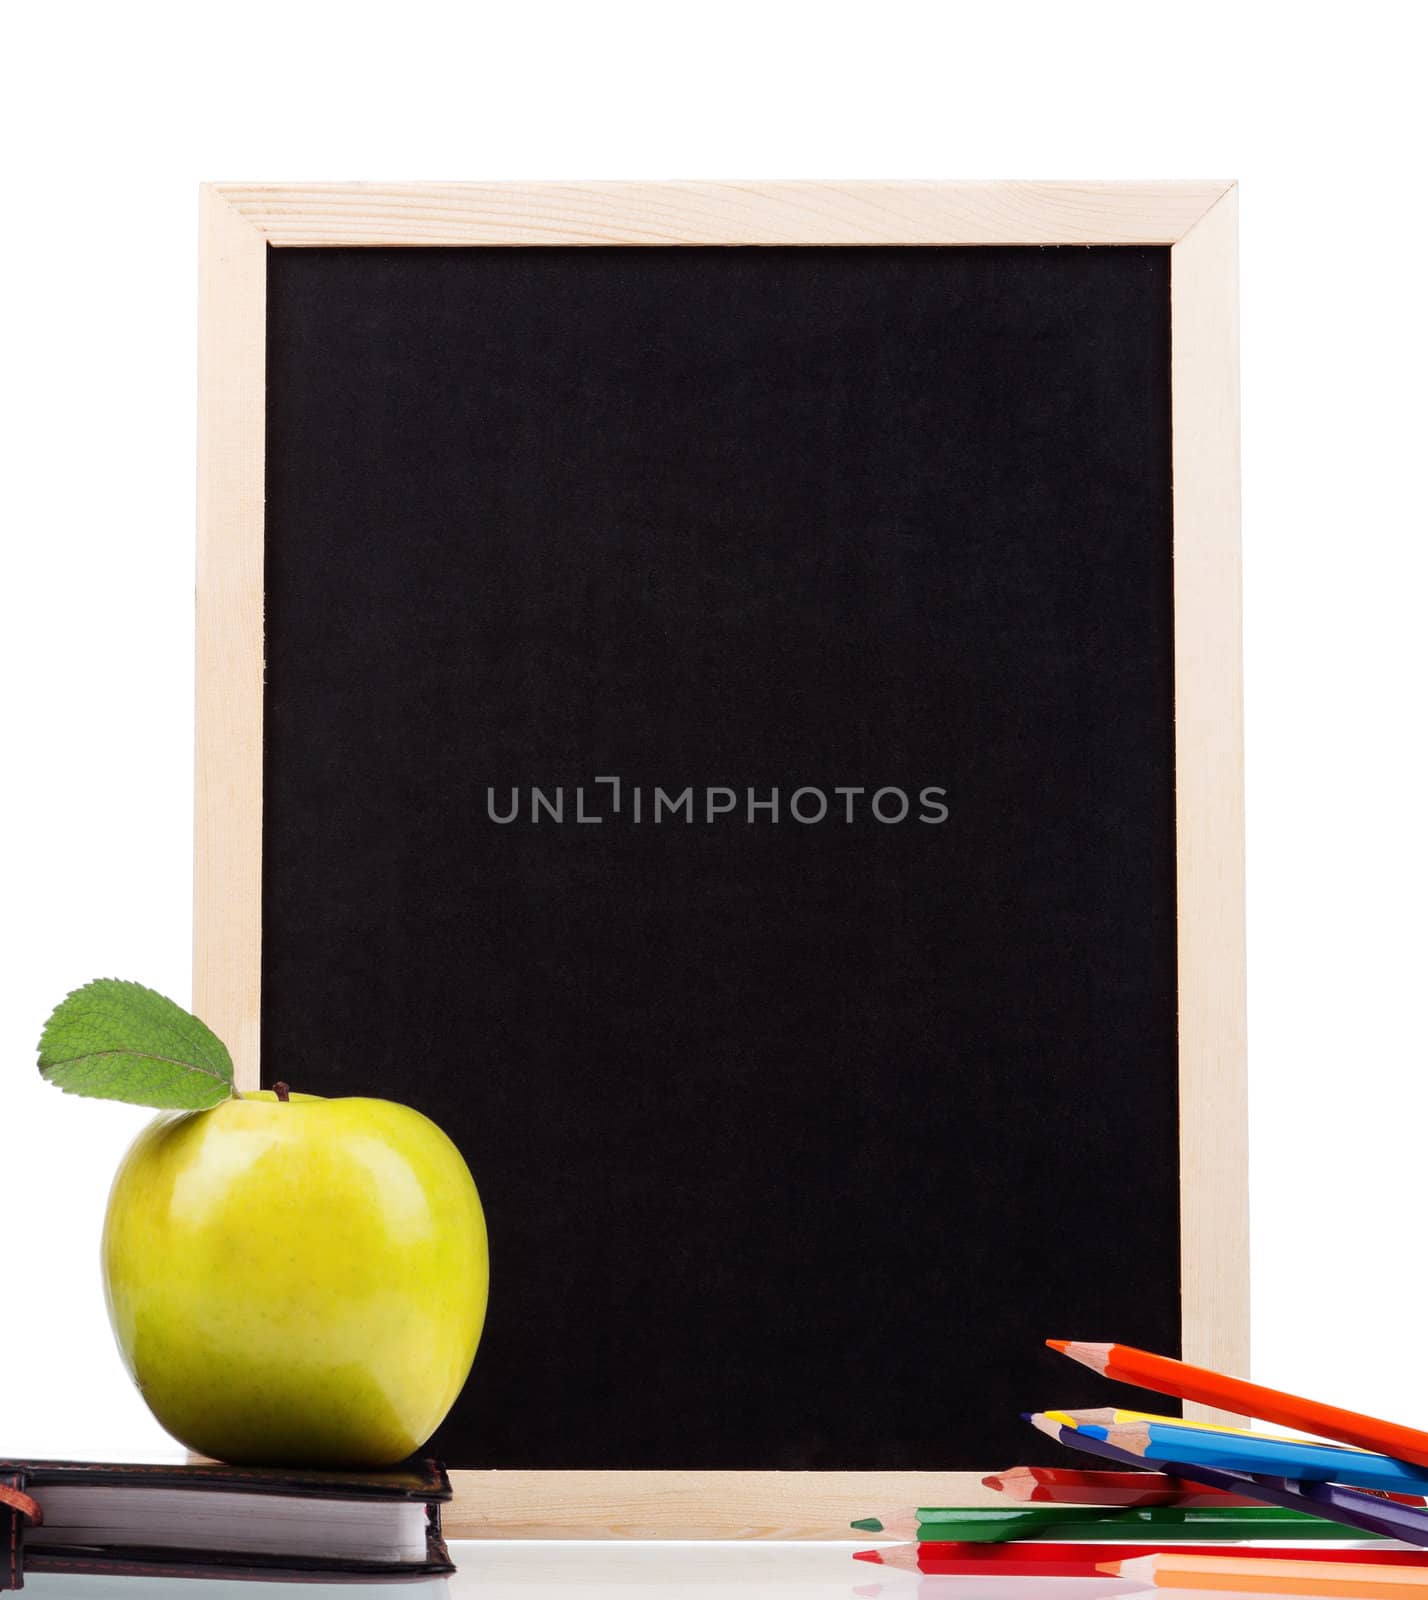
[213,180,1234,248]
[195,186,266,1091]
[193,178,1245,1530]
[1168,186,1249,1424]
[443,1470,1004,1540]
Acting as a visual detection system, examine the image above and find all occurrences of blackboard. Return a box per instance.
[196,182,1246,1536]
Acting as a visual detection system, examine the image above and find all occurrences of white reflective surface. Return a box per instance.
[14,1542,1338,1598]
[447,1542,1147,1599]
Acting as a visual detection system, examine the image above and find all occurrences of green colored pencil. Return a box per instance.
[850,1504,1379,1543]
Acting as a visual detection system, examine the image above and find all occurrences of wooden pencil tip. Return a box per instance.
[852,1550,883,1564]
[1024,1412,1062,1441]
[1052,1339,1112,1374]
[850,1518,883,1532]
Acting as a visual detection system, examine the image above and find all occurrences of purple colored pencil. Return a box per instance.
[1025,1414,1428,1549]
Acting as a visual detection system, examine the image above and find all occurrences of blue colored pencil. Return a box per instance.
[1025,1414,1428,1548]
[1070,1414,1428,1494]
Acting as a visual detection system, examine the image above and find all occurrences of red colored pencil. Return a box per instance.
[855,1542,1428,1578]
[1049,1340,1428,1470]
[983,1466,1260,1507]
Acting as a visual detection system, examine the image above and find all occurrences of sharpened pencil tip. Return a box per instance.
[853,1550,883,1564]
[1024,1412,1062,1441]
[850,1518,883,1532]
[1046,1338,1071,1353]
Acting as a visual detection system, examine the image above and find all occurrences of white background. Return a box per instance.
[3,1,1423,1464]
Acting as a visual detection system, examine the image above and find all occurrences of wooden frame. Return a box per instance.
[195,181,1245,1538]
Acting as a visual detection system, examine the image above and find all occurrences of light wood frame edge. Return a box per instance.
[195,185,266,1082]
[1168,188,1249,1414]
[194,180,1245,1538]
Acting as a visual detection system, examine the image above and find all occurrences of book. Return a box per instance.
[24,1581,449,1599]
[0,1457,454,1590]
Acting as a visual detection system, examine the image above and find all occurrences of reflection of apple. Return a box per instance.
[102,1090,488,1467]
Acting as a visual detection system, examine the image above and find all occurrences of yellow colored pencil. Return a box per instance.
[1043,1407,1361,1449]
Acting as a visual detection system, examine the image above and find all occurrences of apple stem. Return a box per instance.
[272,1081,291,1102]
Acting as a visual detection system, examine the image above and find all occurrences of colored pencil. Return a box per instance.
[1064,1413,1428,1493]
[1037,1418,1428,1509]
[856,1543,1428,1579]
[1049,1339,1428,1472]
[983,1466,1262,1507]
[1052,1406,1361,1447]
[1097,1551,1428,1595]
[850,1506,1092,1538]
[1027,1415,1428,1548]
[849,1503,1348,1541]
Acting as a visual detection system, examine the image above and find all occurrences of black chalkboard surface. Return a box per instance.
[261,245,1181,1473]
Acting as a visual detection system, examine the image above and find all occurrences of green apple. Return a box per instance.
[101,1090,488,1467]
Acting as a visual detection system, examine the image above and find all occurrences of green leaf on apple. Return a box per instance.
[38,979,236,1110]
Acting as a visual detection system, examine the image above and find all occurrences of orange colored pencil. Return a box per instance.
[1049,1340,1428,1470]
[1097,1551,1428,1595]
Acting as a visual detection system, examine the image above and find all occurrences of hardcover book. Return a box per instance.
[0,1458,453,1590]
